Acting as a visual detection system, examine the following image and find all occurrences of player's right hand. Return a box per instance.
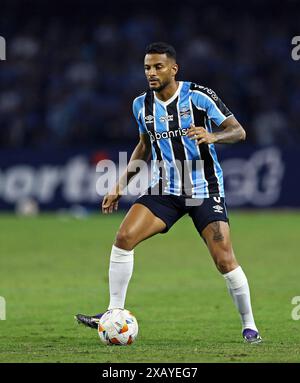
[102,192,122,214]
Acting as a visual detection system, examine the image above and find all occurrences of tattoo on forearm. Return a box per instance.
[212,222,224,242]
[215,125,245,144]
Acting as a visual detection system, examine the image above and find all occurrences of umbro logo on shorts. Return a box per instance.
[213,205,224,213]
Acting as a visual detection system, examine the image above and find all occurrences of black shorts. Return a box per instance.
[134,192,229,235]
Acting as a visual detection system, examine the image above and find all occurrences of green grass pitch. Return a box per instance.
[0,211,299,363]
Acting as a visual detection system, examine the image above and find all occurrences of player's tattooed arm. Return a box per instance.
[187,116,246,145]
[213,116,246,144]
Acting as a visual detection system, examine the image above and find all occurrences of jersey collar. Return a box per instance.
[154,81,183,107]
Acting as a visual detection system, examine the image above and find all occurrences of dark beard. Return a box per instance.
[151,80,169,93]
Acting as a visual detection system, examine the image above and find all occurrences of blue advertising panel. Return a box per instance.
[0,145,298,211]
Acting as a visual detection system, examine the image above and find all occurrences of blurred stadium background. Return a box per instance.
[0,0,299,213]
[1,0,300,363]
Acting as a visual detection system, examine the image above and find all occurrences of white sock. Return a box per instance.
[223,266,258,332]
[108,245,134,310]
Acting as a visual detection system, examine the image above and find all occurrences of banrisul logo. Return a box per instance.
[149,128,189,142]
[0,36,6,60]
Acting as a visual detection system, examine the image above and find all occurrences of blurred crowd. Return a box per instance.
[0,0,299,149]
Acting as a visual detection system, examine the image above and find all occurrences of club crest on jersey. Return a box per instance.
[159,114,174,123]
[179,106,191,119]
[145,115,154,124]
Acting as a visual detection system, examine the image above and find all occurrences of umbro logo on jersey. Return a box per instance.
[159,115,174,123]
[145,115,154,124]
[145,115,174,124]
[213,205,223,213]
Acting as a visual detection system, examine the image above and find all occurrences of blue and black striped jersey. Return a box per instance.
[132,81,233,198]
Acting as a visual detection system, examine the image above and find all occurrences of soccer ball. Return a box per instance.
[97,309,138,346]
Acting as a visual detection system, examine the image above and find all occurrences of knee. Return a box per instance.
[115,228,136,250]
[211,246,238,274]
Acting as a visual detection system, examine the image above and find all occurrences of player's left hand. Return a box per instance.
[187,124,217,145]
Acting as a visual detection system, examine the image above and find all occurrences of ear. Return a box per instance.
[172,63,178,77]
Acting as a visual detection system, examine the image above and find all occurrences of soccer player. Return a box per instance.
[76,42,262,343]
